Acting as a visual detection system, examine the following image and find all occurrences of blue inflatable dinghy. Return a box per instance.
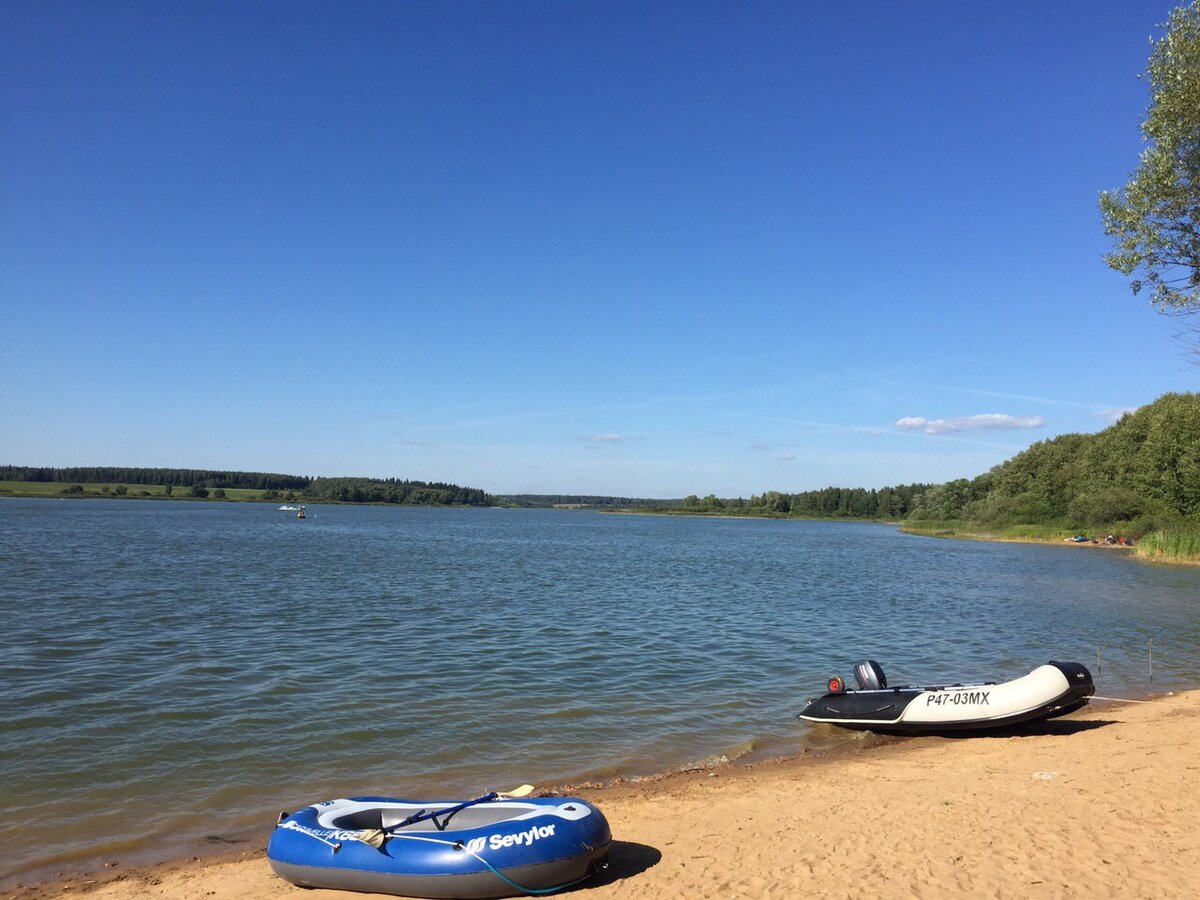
[268,789,611,898]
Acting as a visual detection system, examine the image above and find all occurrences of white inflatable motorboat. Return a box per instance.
[797,660,1095,734]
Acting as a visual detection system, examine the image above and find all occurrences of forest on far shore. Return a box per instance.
[655,392,1200,561]
[0,467,494,507]
[4,392,1199,556]
[662,393,1198,531]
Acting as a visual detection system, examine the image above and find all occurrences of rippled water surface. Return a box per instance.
[2,498,1199,883]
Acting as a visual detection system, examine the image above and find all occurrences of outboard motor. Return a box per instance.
[854,660,887,690]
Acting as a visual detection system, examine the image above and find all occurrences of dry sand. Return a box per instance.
[11,690,1198,900]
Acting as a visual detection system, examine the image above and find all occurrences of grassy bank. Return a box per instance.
[0,481,277,502]
[899,521,1075,542]
[902,519,1200,564]
[0,482,487,509]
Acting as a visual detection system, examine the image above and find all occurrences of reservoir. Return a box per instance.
[2,498,1198,885]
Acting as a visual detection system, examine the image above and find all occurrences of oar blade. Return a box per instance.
[354,828,388,849]
[500,783,535,798]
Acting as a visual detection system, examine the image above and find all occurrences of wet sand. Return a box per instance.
[10,690,1198,899]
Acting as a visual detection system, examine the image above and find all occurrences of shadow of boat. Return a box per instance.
[577,840,662,891]
[934,717,1119,739]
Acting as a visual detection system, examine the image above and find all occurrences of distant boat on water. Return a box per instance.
[279,505,299,511]
[296,505,306,519]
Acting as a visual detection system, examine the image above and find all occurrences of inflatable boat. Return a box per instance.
[797,660,1094,734]
[268,791,611,898]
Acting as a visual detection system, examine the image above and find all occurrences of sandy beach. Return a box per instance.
[11,689,1198,900]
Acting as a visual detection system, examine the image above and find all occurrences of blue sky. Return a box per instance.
[2,1,1196,497]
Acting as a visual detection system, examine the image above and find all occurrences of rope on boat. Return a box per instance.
[1090,695,1154,703]
[383,832,594,896]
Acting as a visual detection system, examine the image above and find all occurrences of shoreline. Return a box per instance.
[900,525,1200,567]
[0,724,865,891]
[622,511,1200,566]
[9,689,1197,899]
[0,493,494,510]
[899,526,1137,550]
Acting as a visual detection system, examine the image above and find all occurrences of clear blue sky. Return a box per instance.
[2,1,1195,497]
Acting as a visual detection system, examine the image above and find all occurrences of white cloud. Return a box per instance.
[1093,407,1138,424]
[895,413,1045,435]
[574,433,623,443]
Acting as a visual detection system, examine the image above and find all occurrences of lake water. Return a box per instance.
[2,498,1199,885]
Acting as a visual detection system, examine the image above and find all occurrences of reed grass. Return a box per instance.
[1135,527,1200,563]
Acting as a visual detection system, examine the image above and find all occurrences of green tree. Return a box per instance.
[163,484,173,496]
[1101,2,1200,313]
[1067,487,1147,528]
[761,491,790,514]
[213,488,226,499]
[189,485,209,498]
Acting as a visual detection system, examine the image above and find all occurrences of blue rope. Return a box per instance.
[382,833,597,896]
[468,853,593,896]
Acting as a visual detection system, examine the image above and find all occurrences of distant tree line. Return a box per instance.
[750,484,931,518]
[304,477,492,506]
[1,467,495,507]
[1,466,310,490]
[502,494,671,509]
[10,391,1197,529]
[671,484,930,518]
[661,392,1200,536]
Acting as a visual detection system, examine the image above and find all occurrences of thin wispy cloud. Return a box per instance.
[895,413,1045,435]
[575,433,624,443]
[403,389,752,435]
[906,383,1131,415]
[937,387,1097,409]
[725,412,883,435]
[726,411,1024,449]
[751,441,800,453]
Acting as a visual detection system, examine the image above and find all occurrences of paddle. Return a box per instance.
[355,785,536,849]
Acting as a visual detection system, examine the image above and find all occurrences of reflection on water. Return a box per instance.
[1,498,1198,883]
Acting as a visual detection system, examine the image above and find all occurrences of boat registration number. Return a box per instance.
[926,690,990,706]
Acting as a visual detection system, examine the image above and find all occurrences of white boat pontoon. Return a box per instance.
[798,660,1095,734]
